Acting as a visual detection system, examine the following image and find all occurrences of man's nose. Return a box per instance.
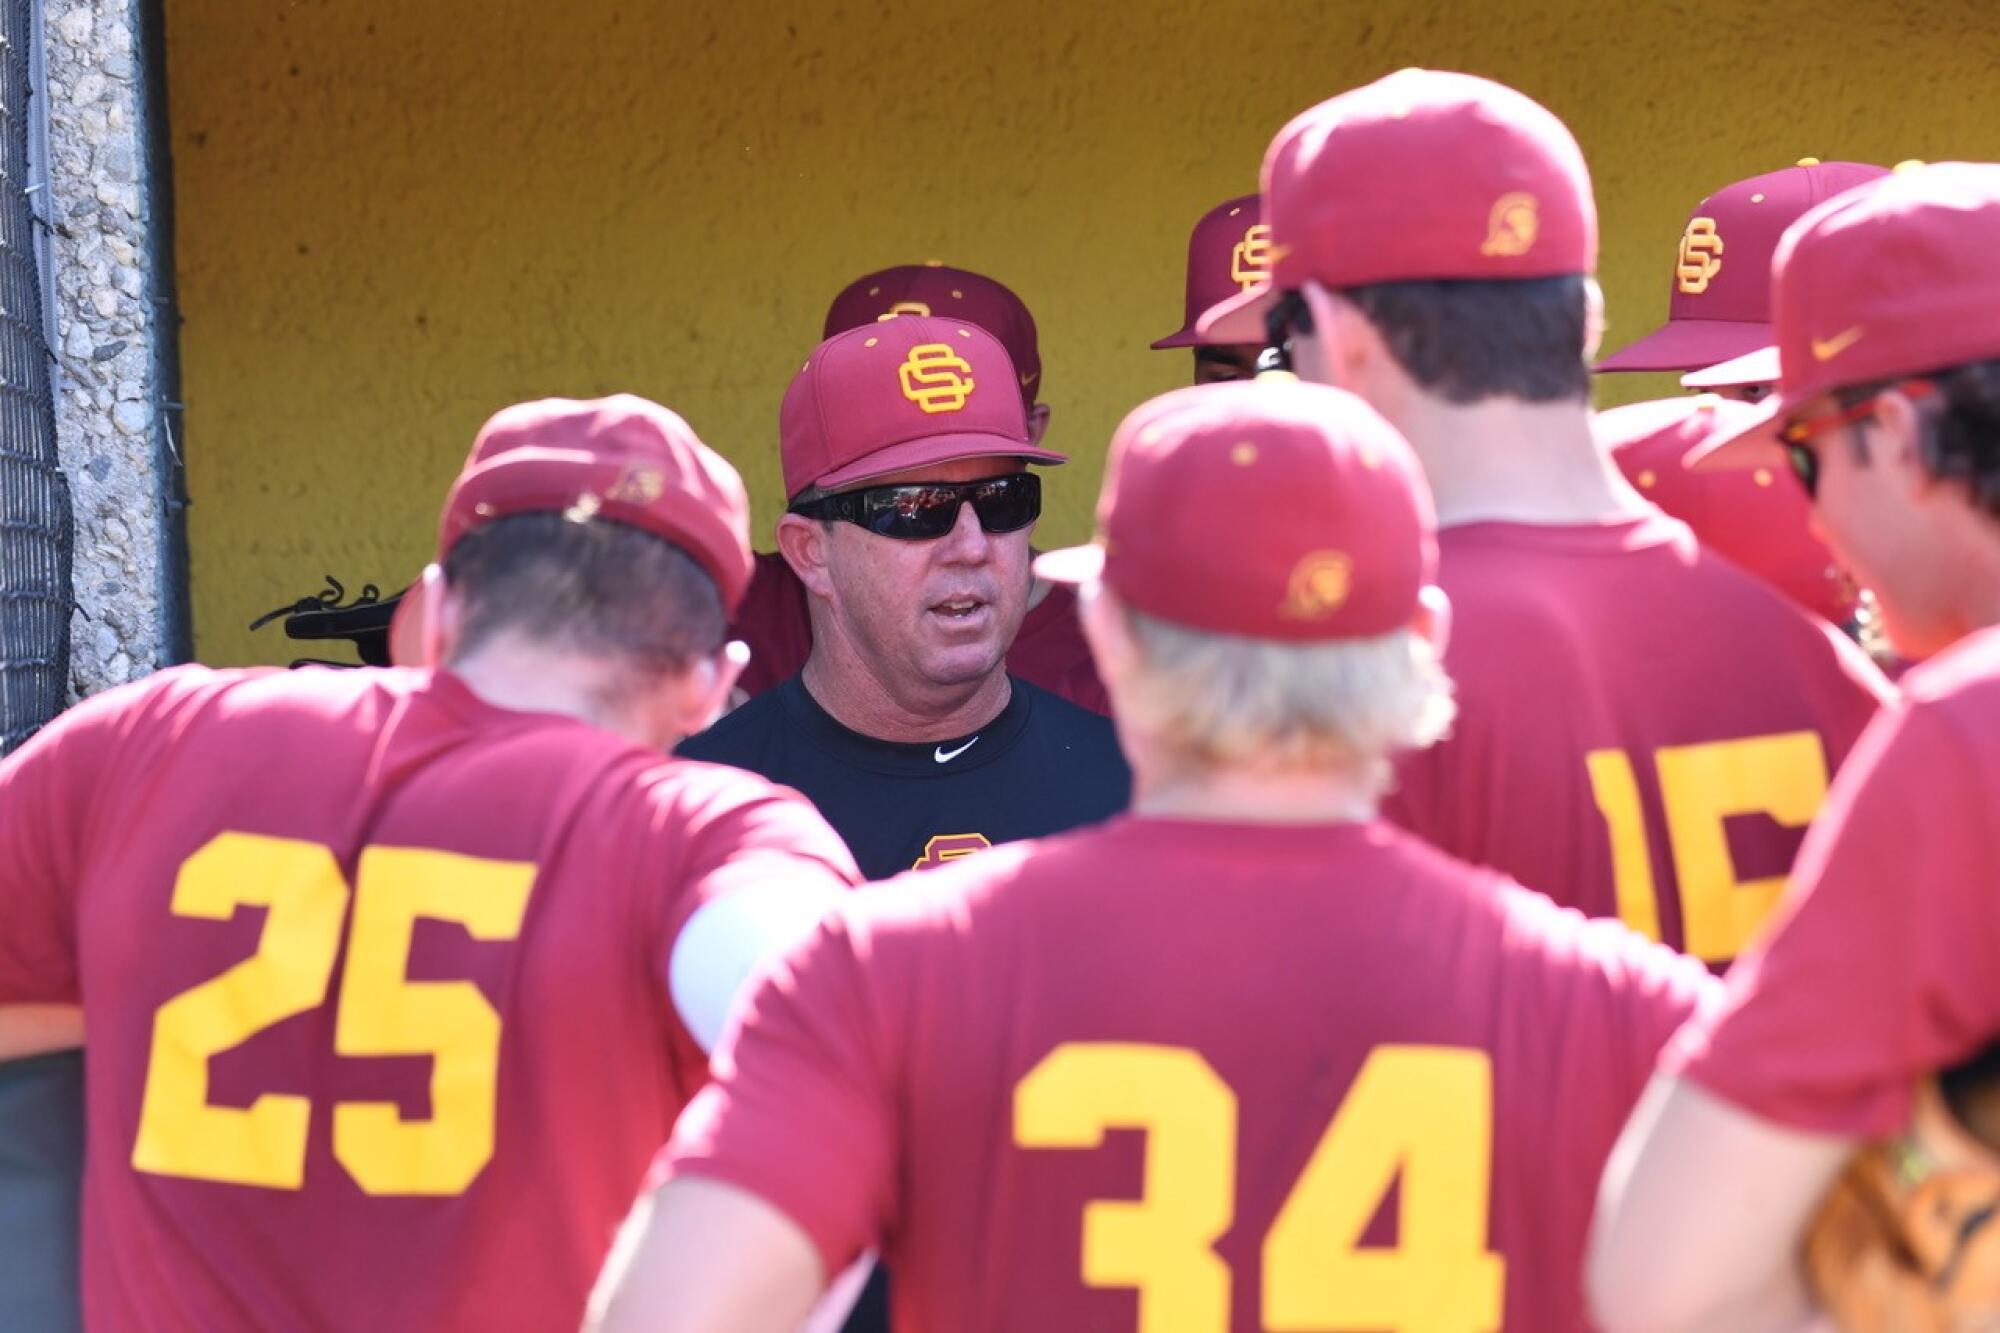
[934,496,991,562]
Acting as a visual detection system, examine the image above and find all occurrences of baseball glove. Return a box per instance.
[1805,1051,2000,1332]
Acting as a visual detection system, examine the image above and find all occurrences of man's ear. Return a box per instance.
[1582,277,1608,362]
[1298,281,1373,389]
[775,513,835,601]
[1409,583,1453,659]
[418,563,462,667]
[1026,403,1053,447]
[655,641,750,747]
[1077,580,1136,684]
[1876,388,1938,500]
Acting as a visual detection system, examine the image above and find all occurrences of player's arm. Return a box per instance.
[0,686,133,1016]
[656,774,861,1053]
[1595,697,1993,1332]
[593,899,902,1329]
[586,1177,822,1333]
[0,1005,83,1061]
[1590,1074,1851,1333]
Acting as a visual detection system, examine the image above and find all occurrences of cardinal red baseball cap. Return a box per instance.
[1598,396,1853,623]
[1035,378,1434,641]
[437,394,754,612]
[1198,69,1596,344]
[1690,162,2000,471]
[1153,194,1267,348]
[823,263,1043,407]
[780,315,1066,499]
[1596,160,1888,373]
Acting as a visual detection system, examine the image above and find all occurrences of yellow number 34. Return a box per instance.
[131,832,534,1195]
[1015,1043,1505,1333]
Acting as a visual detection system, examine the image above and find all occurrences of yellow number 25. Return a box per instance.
[130,832,534,1196]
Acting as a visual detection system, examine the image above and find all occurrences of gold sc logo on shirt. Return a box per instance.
[1676,217,1725,294]
[899,343,977,414]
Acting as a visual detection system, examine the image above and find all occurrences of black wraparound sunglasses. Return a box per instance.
[789,471,1041,541]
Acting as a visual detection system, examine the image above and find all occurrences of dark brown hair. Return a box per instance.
[442,512,726,675]
[1340,274,1594,405]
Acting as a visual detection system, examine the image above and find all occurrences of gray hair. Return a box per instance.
[1113,604,1456,792]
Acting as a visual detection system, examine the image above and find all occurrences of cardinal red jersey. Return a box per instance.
[664,815,1717,1332]
[1382,514,1890,966]
[1670,626,2000,1138]
[0,664,857,1333]
[730,550,1109,713]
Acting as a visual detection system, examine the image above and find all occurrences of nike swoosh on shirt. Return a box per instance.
[934,737,980,763]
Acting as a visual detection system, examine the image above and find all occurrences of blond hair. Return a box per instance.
[1111,604,1455,793]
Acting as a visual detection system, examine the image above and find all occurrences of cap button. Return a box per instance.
[1796,156,1821,167]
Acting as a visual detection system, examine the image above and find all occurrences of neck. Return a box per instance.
[1130,753,1377,825]
[800,643,1012,743]
[447,636,653,747]
[1386,393,1650,529]
[1938,512,2000,648]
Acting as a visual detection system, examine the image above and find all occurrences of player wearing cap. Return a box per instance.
[680,316,1129,882]
[1596,159,1887,387]
[0,395,859,1331]
[1153,194,1270,383]
[1596,396,1857,626]
[590,380,1718,1333]
[1200,69,1891,967]
[1591,164,2000,1333]
[730,263,1108,713]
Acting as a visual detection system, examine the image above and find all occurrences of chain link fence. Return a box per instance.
[0,0,70,755]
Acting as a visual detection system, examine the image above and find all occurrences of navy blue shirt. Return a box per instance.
[678,675,1130,881]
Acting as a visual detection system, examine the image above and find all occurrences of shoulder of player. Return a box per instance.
[1899,625,2000,711]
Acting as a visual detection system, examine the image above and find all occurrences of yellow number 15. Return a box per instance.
[131,832,534,1195]
[1586,731,1829,961]
[1015,1042,1504,1333]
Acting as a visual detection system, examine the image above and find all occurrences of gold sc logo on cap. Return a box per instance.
[1676,217,1725,294]
[1278,550,1352,620]
[876,301,932,320]
[1479,193,1540,258]
[899,343,977,414]
[1230,223,1276,290]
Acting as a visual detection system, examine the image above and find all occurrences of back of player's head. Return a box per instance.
[1198,69,1597,405]
[432,394,748,675]
[1037,378,1453,784]
[823,263,1043,408]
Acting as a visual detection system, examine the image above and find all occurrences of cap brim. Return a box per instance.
[1595,319,1776,373]
[1682,393,1788,472]
[1151,325,1204,349]
[1680,345,1780,390]
[814,433,1067,492]
[1194,282,1277,345]
[1032,543,1105,586]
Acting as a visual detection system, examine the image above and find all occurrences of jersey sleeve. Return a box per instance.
[646,766,860,1050]
[1499,881,1723,1104]
[0,690,130,1003]
[657,898,903,1277]
[1668,697,1996,1139]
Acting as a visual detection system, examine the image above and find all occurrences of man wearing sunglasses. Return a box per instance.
[1199,69,1890,970]
[726,264,1109,715]
[679,314,1129,884]
[1593,163,2000,1333]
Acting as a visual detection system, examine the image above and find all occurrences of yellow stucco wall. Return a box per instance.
[166,0,2000,665]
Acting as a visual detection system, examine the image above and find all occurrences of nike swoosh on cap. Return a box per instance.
[934,737,979,763]
[1810,326,1865,362]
